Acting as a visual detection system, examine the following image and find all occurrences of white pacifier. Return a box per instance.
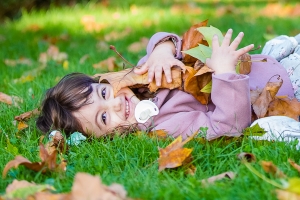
[134,100,159,123]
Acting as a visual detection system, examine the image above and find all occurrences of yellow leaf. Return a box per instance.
[63,60,69,70]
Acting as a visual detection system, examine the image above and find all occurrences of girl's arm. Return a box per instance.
[134,32,185,86]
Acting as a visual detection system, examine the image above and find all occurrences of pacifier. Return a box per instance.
[134,100,159,123]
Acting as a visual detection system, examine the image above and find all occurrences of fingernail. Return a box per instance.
[167,78,172,83]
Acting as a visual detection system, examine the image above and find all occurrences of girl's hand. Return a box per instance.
[206,29,254,74]
[134,41,185,86]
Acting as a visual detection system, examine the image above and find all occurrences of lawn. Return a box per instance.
[1,1,300,199]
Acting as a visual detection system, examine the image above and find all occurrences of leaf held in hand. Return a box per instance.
[182,44,212,63]
[181,20,209,65]
[197,25,224,47]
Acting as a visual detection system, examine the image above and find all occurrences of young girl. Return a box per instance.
[36,29,299,141]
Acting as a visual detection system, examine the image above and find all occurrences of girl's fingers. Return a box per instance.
[147,66,155,83]
[222,29,233,47]
[236,44,254,56]
[211,34,220,50]
[134,63,148,74]
[163,66,172,83]
[154,67,163,86]
[230,32,244,50]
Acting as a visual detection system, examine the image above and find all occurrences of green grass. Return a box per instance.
[1,1,300,199]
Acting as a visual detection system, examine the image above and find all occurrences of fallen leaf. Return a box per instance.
[5,138,19,156]
[288,159,300,173]
[158,131,198,171]
[14,108,40,121]
[3,179,54,199]
[45,130,67,155]
[17,121,28,131]
[260,161,286,178]
[71,172,129,200]
[127,37,149,53]
[79,54,90,64]
[181,19,208,65]
[4,57,32,67]
[2,144,65,178]
[13,65,46,83]
[267,97,300,121]
[0,92,22,106]
[201,171,236,185]
[93,57,118,72]
[80,15,104,32]
[237,152,256,163]
[243,123,266,136]
[276,189,300,200]
[148,129,169,139]
[252,75,283,118]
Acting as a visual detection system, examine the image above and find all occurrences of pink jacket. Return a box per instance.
[137,32,294,140]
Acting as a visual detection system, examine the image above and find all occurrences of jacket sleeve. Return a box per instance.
[153,73,251,140]
[137,32,183,66]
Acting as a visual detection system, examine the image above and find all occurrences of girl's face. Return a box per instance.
[73,83,140,137]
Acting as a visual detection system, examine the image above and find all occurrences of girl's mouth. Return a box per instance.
[125,98,130,119]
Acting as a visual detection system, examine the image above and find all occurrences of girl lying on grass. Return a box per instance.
[36,29,300,141]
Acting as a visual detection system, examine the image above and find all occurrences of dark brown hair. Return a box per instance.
[36,73,98,137]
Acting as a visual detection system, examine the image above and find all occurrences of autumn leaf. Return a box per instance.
[17,121,28,132]
[243,123,266,136]
[2,144,65,178]
[260,161,286,178]
[0,92,22,106]
[182,44,212,63]
[45,130,67,155]
[276,189,300,200]
[237,152,256,163]
[4,57,32,67]
[93,57,119,72]
[181,19,208,65]
[288,159,300,173]
[197,25,224,47]
[71,172,129,200]
[127,37,149,53]
[80,15,104,32]
[2,179,54,199]
[252,75,283,118]
[236,53,252,74]
[158,131,198,171]
[98,67,182,96]
[201,171,236,185]
[267,96,300,121]
[14,108,40,121]
[183,65,214,104]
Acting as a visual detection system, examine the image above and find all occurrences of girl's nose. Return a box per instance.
[111,96,122,111]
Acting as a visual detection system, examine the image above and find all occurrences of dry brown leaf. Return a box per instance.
[288,159,300,173]
[237,152,256,163]
[252,76,283,118]
[183,65,213,104]
[14,108,40,121]
[238,53,252,75]
[276,189,300,200]
[127,37,149,53]
[158,131,198,171]
[0,92,22,106]
[4,57,32,67]
[181,19,209,65]
[250,88,263,104]
[260,161,286,178]
[5,179,37,193]
[17,121,28,131]
[201,171,236,185]
[80,15,104,32]
[148,129,169,139]
[45,131,67,155]
[79,54,90,64]
[98,67,182,96]
[267,97,300,121]
[93,57,118,72]
[2,144,65,178]
[71,172,129,200]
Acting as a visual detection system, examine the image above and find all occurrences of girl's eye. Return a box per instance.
[101,112,107,125]
[101,87,106,99]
